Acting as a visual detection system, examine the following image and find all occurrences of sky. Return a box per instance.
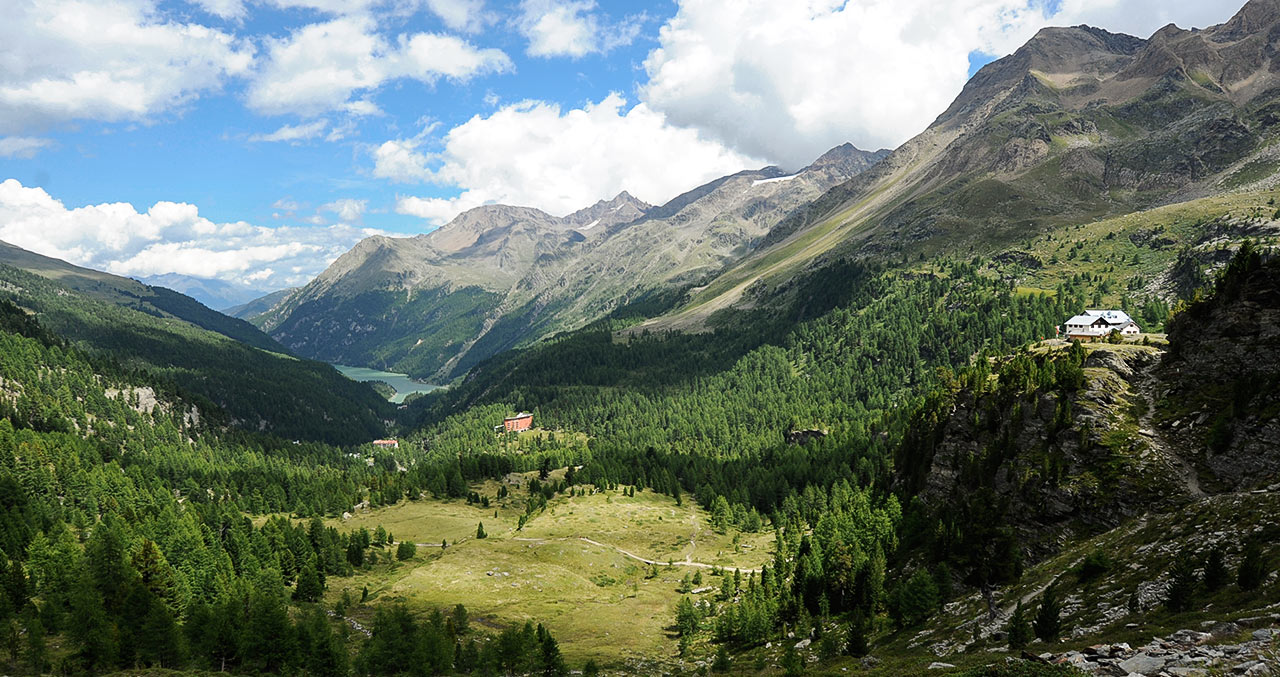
[0,0,1246,294]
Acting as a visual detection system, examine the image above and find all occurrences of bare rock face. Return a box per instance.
[1161,253,1280,490]
[907,344,1188,563]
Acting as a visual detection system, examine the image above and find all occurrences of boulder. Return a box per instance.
[1118,653,1168,675]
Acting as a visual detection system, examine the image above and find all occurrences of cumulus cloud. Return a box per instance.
[246,15,512,116]
[518,0,644,58]
[372,138,436,183]
[0,179,383,289]
[640,0,1240,169]
[320,198,368,222]
[0,137,54,159]
[248,119,329,143]
[425,0,488,32]
[380,93,758,224]
[0,0,254,133]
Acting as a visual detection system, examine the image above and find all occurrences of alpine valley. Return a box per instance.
[1,2,1279,677]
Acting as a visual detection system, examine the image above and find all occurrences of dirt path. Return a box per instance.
[576,537,761,573]
[507,534,760,572]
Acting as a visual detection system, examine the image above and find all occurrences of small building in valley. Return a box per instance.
[372,439,399,449]
[497,413,533,433]
[1064,309,1140,341]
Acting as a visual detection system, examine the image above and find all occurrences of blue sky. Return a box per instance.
[0,0,1244,293]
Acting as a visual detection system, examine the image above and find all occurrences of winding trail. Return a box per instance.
[506,535,762,573]
[576,537,762,573]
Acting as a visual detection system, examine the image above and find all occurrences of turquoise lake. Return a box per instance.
[333,365,441,404]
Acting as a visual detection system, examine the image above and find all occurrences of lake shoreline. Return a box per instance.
[332,364,442,404]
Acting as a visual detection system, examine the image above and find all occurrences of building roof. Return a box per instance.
[1083,309,1133,324]
[1066,314,1105,326]
[503,412,533,421]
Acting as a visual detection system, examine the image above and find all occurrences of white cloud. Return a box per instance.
[0,0,254,133]
[0,137,54,159]
[425,0,487,32]
[246,15,512,116]
[320,198,368,222]
[1053,0,1239,37]
[372,139,436,183]
[639,0,1238,169]
[518,0,644,58]
[0,179,384,289]
[248,119,329,143]
[382,93,758,224]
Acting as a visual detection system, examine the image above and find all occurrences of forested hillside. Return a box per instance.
[0,257,389,445]
[0,300,578,675]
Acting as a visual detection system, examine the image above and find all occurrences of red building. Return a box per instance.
[502,413,533,432]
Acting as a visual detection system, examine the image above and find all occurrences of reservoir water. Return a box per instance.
[333,364,441,404]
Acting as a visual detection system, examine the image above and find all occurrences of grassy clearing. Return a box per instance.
[323,480,775,668]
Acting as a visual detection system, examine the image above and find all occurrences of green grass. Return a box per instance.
[1224,159,1280,189]
[319,480,775,669]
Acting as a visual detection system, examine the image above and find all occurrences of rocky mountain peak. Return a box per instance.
[419,204,561,253]
[799,143,890,180]
[1217,0,1280,40]
[562,190,653,231]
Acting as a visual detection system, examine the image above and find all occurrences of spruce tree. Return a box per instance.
[845,612,870,657]
[1203,545,1229,592]
[1238,540,1267,591]
[896,569,939,627]
[1033,583,1062,643]
[713,643,731,673]
[781,643,805,676]
[1165,556,1198,613]
[476,522,487,539]
[1006,600,1032,650]
[293,559,324,603]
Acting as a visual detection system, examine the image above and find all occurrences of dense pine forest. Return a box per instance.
[0,299,577,675]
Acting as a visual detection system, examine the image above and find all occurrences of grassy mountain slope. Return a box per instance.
[638,0,1280,333]
[0,242,390,445]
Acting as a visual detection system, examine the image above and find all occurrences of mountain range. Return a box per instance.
[138,273,275,312]
[634,0,1280,332]
[251,143,888,379]
[243,0,1280,380]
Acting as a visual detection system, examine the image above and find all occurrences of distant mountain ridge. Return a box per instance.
[227,287,296,320]
[139,273,274,312]
[254,144,888,379]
